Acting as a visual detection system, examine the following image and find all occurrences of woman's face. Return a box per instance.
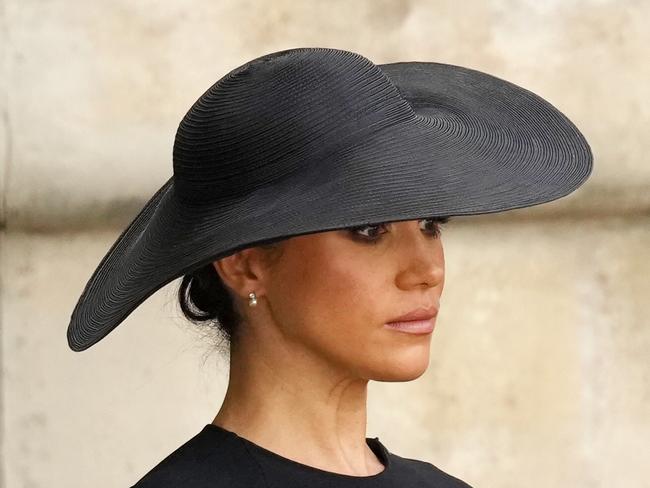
[257,217,447,382]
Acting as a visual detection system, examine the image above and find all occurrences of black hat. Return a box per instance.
[67,47,593,351]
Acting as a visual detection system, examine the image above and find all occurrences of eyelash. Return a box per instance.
[348,217,450,244]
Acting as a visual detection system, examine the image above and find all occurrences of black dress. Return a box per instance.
[130,423,473,487]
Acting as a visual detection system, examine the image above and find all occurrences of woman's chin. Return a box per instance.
[370,350,431,382]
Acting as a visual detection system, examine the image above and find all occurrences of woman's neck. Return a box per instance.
[211,337,383,476]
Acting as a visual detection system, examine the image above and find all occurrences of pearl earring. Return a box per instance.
[248,292,258,307]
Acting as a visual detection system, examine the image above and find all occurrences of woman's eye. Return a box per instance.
[420,218,447,238]
[349,223,387,240]
[348,218,448,243]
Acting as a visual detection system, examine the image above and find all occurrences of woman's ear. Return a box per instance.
[212,246,277,302]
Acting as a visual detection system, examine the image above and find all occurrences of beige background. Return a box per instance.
[1,0,649,487]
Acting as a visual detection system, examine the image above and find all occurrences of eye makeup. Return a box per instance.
[347,217,450,244]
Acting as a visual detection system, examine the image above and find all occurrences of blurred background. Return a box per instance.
[1,0,648,486]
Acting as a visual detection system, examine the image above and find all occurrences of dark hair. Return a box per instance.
[177,240,285,348]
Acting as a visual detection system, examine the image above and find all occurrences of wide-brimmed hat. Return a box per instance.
[67,47,593,351]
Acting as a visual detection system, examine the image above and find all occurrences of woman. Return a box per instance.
[67,47,593,487]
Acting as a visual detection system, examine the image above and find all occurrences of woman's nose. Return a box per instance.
[394,229,444,290]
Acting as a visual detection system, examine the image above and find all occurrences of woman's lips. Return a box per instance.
[384,305,439,334]
[387,305,439,323]
[384,317,436,334]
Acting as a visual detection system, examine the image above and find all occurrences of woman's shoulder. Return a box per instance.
[129,425,474,488]
[129,425,266,488]
[387,450,474,487]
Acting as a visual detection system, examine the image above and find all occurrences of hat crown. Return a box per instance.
[172,48,415,204]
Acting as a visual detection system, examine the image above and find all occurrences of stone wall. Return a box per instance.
[1,1,648,486]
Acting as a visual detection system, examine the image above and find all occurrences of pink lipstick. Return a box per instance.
[384,306,438,335]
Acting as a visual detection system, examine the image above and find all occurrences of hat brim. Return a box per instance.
[67,61,592,351]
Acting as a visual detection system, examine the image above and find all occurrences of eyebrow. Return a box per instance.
[412,216,451,224]
[384,216,452,225]
[349,216,452,228]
